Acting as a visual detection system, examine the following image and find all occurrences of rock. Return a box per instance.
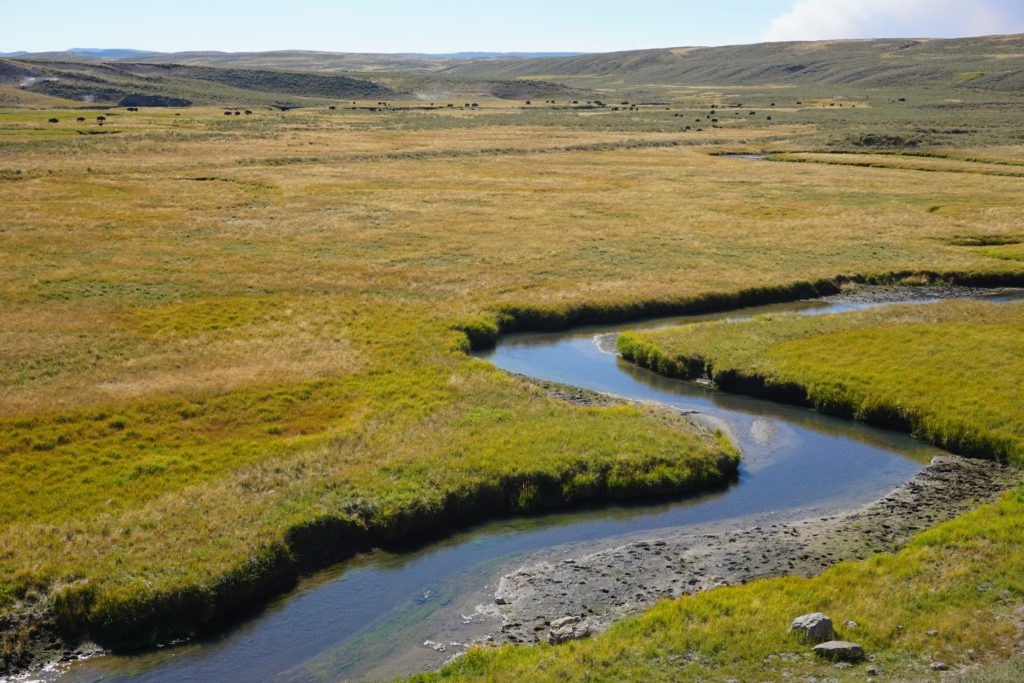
[930,661,948,671]
[494,597,508,605]
[423,639,447,652]
[548,616,590,645]
[925,629,938,636]
[867,667,882,676]
[812,641,864,662]
[843,619,858,629]
[791,613,836,643]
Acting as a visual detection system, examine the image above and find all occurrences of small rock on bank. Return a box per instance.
[548,616,590,645]
[813,641,864,662]
[791,613,835,643]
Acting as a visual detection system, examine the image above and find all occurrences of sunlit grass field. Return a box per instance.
[423,300,1024,682]
[2,98,1024,659]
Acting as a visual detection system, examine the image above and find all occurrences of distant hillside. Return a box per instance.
[68,48,158,58]
[437,34,1024,93]
[0,56,595,107]
[0,59,401,106]
[4,34,1023,108]
[403,52,587,59]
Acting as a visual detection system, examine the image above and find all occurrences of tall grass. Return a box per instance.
[2,102,1024,661]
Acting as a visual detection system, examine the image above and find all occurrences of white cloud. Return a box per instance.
[764,0,1024,42]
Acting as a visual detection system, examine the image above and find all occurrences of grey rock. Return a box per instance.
[867,667,882,676]
[791,613,835,643]
[930,661,949,671]
[548,616,590,645]
[812,641,864,662]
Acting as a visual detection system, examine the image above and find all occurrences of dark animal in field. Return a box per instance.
[234,111,241,115]
[525,100,531,105]
[126,107,138,112]
[224,111,232,115]
[76,117,85,122]
[244,110,253,115]
[48,118,59,123]
[96,116,106,122]
[328,105,336,110]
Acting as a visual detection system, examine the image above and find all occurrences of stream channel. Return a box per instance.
[43,287,1023,682]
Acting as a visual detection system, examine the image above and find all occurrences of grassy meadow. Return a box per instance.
[422,300,1024,682]
[1,84,1024,669]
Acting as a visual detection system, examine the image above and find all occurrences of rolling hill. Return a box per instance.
[2,34,1022,108]
[435,34,1024,92]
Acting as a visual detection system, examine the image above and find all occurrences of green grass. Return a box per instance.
[415,299,1024,682]
[619,300,1024,462]
[0,299,736,649]
[3,88,1024,670]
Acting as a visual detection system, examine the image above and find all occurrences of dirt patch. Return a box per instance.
[517,375,620,407]
[824,284,1023,305]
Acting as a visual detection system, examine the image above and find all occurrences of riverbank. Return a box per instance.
[485,454,1014,648]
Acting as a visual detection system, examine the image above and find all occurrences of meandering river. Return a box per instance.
[48,288,1022,682]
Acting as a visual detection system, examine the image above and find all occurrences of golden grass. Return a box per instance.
[1,104,1023,652]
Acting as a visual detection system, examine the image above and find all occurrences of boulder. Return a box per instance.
[813,641,864,662]
[548,616,590,645]
[790,612,835,643]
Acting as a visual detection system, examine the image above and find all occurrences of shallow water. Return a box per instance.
[49,290,1022,682]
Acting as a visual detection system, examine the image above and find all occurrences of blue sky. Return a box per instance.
[2,1,1022,53]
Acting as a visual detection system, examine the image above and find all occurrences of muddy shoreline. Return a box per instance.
[483,455,1015,647]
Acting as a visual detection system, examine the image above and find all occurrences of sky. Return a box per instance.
[2,0,1023,54]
